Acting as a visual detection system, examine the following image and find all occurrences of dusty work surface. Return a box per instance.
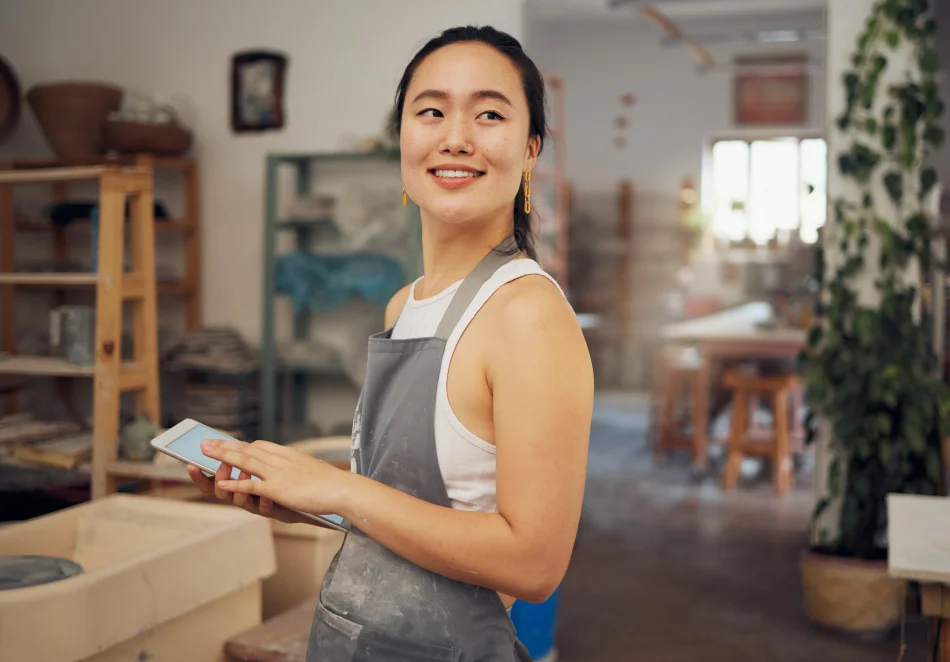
[555,393,927,662]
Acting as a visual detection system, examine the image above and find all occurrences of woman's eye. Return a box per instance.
[419,108,443,118]
[479,111,504,121]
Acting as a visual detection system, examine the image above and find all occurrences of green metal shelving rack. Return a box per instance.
[260,150,421,443]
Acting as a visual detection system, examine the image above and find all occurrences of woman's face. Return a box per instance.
[400,41,540,227]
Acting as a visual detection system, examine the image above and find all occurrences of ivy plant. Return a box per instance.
[804,0,949,561]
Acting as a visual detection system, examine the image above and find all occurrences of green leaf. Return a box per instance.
[882,124,897,150]
[829,458,841,495]
[812,497,831,523]
[921,167,938,200]
[885,30,900,48]
[865,117,878,134]
[921,49,940,74]
[883,172,903,205]
[924,125,945,148]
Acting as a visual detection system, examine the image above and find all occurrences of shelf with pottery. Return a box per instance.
[260,149,422,443]
[0,163,162,498]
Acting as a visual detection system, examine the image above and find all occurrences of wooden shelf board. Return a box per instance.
[0,166,135,184]
[5,156,193,171]
[0,356,95,376]
[0,273,97,286]
[0,356,149,379]
[158,280,193,295]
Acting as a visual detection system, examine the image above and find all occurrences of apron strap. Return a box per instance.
[434,235,519,340]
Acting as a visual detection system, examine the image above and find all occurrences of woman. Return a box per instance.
[190,25,593,661]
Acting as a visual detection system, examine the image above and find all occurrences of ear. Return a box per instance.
[523,134,541,172]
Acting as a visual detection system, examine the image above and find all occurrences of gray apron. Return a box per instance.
[307,237,532,661]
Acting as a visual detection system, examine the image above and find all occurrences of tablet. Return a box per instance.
[150,418,347,532]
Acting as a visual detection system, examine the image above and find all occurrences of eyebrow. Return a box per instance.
[410,89,514,107]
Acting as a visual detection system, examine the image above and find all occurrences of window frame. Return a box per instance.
[702,129,827,246]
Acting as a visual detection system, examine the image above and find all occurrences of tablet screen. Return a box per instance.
[166,423,242,479]
[166,422,346,528]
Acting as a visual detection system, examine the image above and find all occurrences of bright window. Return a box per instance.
[707,137,826,244]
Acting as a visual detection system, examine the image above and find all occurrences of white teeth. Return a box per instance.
[433,170,479,178]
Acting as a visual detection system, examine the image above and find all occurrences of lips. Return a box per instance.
[428,165,485,190]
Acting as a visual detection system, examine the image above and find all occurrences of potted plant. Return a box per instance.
[800,0,949,636]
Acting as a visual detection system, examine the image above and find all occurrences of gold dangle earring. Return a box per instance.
[402,187,407,207]
[523,170,531,214]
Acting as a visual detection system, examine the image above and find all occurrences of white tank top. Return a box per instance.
[390,258,563,513]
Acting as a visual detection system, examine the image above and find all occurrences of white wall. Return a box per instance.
[526,13,826,195]
[0,0,524,343]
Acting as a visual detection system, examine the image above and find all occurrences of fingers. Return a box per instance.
[202,440,272,479]
[187,465,213,494]
[259,496,274,517]
[215,477,265,498]
[214,462,232,501]
[232,471,251,508]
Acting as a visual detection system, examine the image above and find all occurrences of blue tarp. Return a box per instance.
[275,250,405,313]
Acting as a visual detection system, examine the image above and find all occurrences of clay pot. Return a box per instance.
[104,119,193,156]
[26,81,123,159]
[800,549,905,638]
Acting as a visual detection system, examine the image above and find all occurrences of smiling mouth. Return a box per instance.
[429,169,485,179]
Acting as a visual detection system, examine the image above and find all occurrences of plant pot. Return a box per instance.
[800,549,905,637]
[26,81,123,159]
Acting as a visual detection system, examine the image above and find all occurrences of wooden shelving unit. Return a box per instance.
[0,154,201,332]
[0,164,161,499]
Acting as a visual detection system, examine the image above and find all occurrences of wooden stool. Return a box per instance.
[653,345,705,464]
[721,371,797,494]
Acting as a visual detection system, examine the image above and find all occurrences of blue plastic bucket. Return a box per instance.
[510,587,560,660]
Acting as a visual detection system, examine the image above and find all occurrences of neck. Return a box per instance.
[415,210,515,299]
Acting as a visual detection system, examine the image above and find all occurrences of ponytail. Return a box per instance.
[512,181,537,261]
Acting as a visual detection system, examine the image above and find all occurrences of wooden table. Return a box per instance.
[225,596,317,662]
[660,301,807,469]
[888,493,950,660]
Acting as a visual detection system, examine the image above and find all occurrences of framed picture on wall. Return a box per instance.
[735,54,808,125]
[231,50,287,133]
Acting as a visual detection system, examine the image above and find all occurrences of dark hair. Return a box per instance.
[393,25,547,260]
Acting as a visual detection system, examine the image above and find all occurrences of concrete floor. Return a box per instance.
[556,392,927,662]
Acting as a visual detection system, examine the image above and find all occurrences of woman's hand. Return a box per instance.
[196,438,351,520]
[186,459,306,525]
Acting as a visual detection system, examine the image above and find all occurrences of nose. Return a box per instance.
[439,116,473,155]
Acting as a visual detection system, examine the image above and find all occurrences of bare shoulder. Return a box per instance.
[384,283,413,329]
[483,273,592,375]
[488,274,579,334]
